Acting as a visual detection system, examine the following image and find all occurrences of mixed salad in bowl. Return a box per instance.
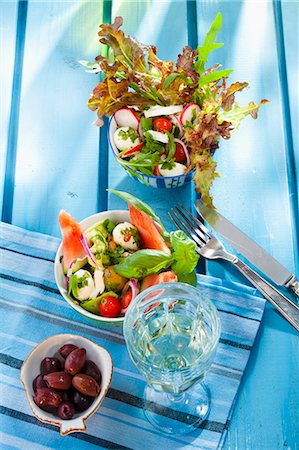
[108,104,196,188]
[55,190,199,321]
[83,13,268,206]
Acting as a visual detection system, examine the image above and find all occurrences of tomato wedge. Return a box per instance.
[173,143,187,163]
[121,289,133,310]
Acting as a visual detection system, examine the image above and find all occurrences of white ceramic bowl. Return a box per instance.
[108,116,194,189]
[20,334,113,435]
[55,210,130,324]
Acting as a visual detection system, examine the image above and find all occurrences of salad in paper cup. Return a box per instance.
[83,13,268,206]
[108,108,195,189]
[55,191,199,323]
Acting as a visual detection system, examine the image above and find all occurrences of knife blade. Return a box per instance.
[195,199,299,296]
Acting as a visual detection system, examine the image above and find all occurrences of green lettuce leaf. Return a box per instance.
[219,81,248,111]
[197,69,233,88]
[194,12,223,75]
[218,99,269,128]
[85,219,116,263]
[170,231,199,274]
[192,153,220,208]
[114,249,173,278]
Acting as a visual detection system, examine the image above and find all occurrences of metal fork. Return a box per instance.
[169,204,299,333]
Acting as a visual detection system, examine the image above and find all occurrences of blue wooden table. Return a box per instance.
[1,1,298,448]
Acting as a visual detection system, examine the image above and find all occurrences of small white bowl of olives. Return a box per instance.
[20,334,113,435]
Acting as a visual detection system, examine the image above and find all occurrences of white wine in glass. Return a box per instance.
[124,282,220,434]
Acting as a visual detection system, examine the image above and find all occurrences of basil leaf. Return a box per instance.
[114,250,173,278]
[170,230,199,274]
[108,189,164,228]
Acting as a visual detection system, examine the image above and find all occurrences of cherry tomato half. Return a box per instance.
[173,143,187,163]
[153,117,172,133]
[121,289,133,310]
[99,296,121,318]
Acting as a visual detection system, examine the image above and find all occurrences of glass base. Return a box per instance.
[143,383,210,435]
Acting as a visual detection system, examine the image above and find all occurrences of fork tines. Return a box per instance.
[168,204,211,249]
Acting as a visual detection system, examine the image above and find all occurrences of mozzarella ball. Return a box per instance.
[73,269,95,301]
[159,162,186,177]
[112,222,140,251]
[89,268,105,299]
[114,127,140,151]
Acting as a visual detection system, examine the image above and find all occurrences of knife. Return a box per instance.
[195,199,299,297]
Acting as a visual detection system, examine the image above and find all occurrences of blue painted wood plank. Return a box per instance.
[97,0,112,213]
[186,0,198,49]
[281,0,299,185]
[11,0,104,237]
[193,2,299,449]
[1,0,28,223]
[0,1,18,216]
[273,0,299,273]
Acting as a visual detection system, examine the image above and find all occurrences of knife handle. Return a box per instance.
[234,259,299,333]
[286,276,299,297]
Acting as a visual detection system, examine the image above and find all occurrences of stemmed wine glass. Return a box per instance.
[123,282,220,434]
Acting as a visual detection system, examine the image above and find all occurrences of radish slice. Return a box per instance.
[169,114,183,137]
[147,130,169,143]
[174,138,191,166]
[179,103,200,126]
[121,143,143,159]
[144,105,183,118]
[114,108,140,130]
[121,279,139,315]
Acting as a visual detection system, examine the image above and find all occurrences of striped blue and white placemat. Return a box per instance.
[0,222,265,449]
